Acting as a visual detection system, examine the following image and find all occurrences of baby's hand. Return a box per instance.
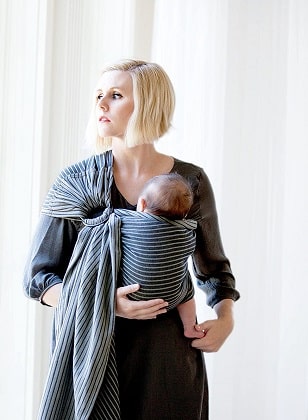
[183,325,205,339]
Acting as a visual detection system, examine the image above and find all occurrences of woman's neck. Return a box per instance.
[111,140,174,205]
[112,142,162,176]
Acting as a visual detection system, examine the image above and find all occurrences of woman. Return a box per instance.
[24,59,240,420]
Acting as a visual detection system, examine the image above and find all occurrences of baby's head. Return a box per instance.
[137,173,193,219]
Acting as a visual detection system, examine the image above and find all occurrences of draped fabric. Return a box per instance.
[39,209,121,420]
[38,151,197,419]
[39,152,120,419]
[119,211,197,310]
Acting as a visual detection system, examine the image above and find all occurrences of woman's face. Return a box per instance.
[95,70,134,139]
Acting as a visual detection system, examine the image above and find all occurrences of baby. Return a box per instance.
[131,173,204,339]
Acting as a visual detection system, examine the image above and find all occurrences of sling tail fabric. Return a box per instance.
[39,153,122,420]
[38,151,197,419]
[39,210,121,420]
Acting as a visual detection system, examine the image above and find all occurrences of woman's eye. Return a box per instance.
[96,92,122,101]
[112,92,122,99]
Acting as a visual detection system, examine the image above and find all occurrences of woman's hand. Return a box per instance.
[191,299,234,352]
[116,284,168,320]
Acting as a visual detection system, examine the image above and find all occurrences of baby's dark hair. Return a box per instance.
[141,173,193,219]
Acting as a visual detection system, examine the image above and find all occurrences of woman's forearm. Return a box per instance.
[214,298,234,322]
[41,283,62,307]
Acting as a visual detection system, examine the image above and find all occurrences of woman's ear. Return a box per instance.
[137,197,147,212]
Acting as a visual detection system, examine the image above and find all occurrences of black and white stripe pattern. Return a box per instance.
[39,210,121,419]
[38,151,197,419]
[118,209,196,310]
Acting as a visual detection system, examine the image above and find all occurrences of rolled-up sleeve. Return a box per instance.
[23,214,78,303]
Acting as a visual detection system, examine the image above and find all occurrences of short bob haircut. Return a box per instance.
[85,59,175,153]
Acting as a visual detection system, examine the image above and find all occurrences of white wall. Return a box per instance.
[0,0,307,419]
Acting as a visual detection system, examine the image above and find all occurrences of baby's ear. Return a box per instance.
[137,197,147,212]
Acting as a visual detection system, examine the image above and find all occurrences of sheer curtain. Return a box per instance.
[153,1,308,418]
[0,0,307,419]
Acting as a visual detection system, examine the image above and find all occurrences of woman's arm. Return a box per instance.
[189,168,240,307]
[23,214,78,304]
[185,167,239,351]
[41,283,62,307]
[24,214,168,317]
[41,277,169,316]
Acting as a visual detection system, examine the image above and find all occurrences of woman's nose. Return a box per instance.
[99,98,108,111]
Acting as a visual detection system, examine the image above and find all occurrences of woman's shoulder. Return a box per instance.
[172,157,214,204]
[172,157,209,182]
[58,151,113,179]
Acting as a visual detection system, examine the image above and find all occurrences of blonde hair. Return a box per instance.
[85,59,175,153]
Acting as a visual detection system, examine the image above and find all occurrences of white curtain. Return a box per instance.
[0,0,307,419]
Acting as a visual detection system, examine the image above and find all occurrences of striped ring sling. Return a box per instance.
[38,151,197,419]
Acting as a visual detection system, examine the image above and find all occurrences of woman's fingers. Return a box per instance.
[117,283,140,297]
[116,285,168,319]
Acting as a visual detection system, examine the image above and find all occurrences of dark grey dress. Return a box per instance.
[23,152,240,420]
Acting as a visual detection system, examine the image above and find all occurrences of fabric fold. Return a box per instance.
[39,209,121,419]
[37,151,197,419]
[38,152,121,419]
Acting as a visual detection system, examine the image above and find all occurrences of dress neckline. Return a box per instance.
[112,157,178,208]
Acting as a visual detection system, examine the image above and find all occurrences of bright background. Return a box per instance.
[1,1,307,419]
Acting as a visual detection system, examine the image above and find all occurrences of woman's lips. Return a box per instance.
[99,116,110,122]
